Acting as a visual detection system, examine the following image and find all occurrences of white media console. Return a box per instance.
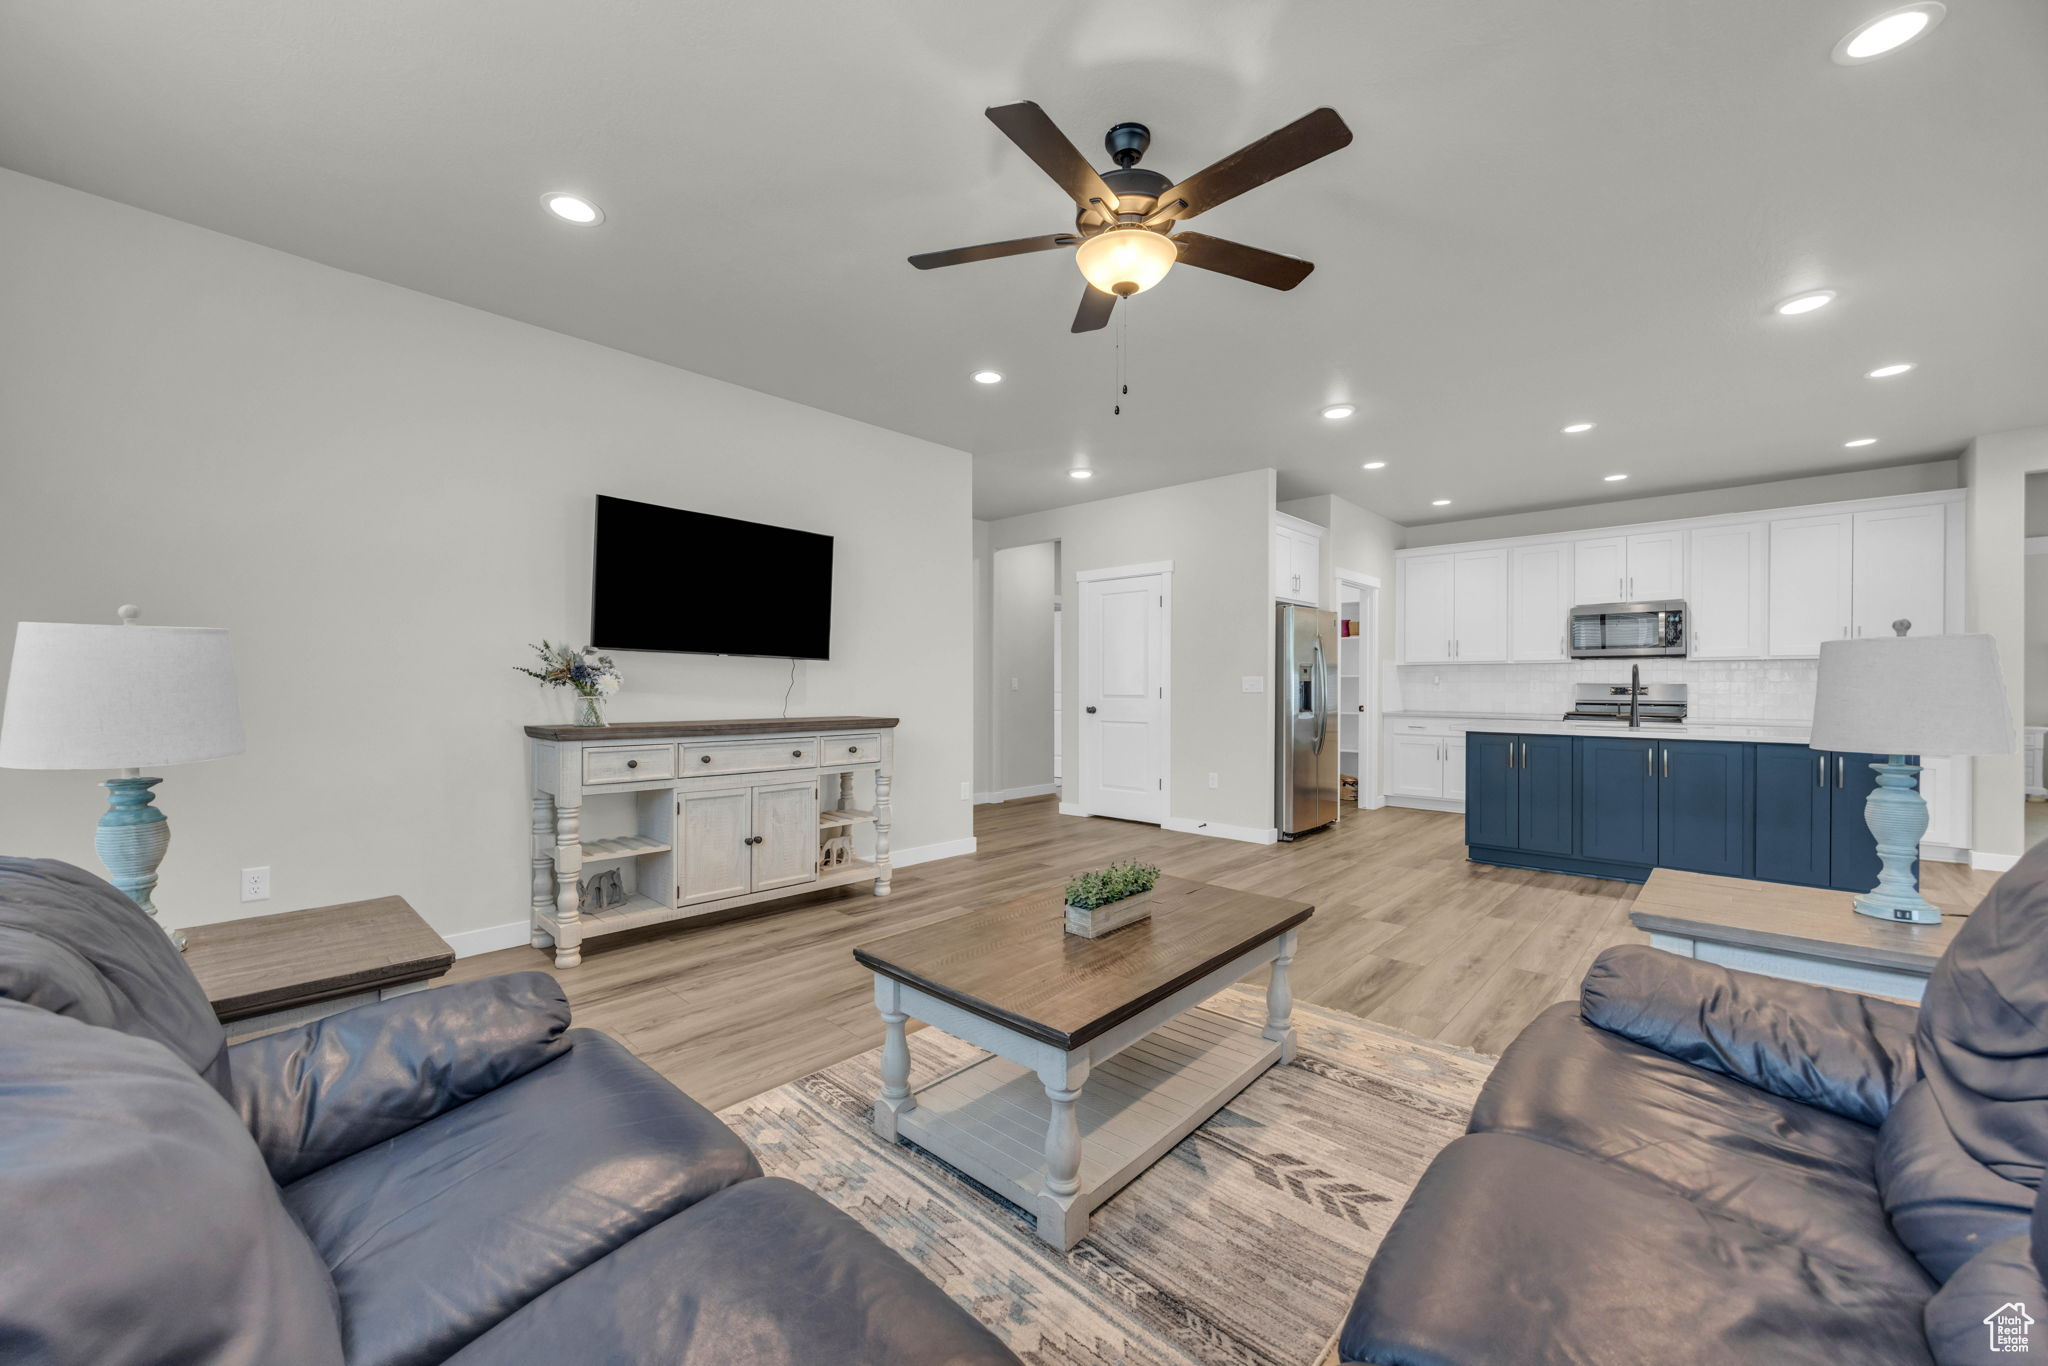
[525,716,897,968]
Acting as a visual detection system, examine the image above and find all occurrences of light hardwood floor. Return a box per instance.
[448,796,2001,1110]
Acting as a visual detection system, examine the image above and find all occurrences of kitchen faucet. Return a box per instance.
[1629,663,1641,729]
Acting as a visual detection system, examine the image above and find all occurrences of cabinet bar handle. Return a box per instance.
[1818,754,1826,787]
[1645,747,1653,776]
[1662,748,1669,779]
[1507,742,1515,769]
[1521,741,1529,769]
[1837,755,1846,788]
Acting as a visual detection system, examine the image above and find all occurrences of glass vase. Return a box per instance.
[576,691,607,727]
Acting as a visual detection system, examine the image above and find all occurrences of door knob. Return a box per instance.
[1086,705,1098,713]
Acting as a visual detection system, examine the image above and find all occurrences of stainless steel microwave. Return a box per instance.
[1568,600,1687,658]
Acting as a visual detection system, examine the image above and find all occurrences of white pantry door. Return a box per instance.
[1077,569,1169,824]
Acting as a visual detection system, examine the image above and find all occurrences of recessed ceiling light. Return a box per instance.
[1431,499,1452,507]
[1604,473,1629,482]
[1321,404,1357,420]
[971,370,1003,385]
[1069,468,1093,479]
[1362,461,1387,470]
[1833,3,1945,64]
[1844,437,1879,447]
[541,193,603,225]
[1562,422,1596,435]
[1866,362,1915,379]
[1775,290,1837,316]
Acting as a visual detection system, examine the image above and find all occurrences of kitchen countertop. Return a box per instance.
[1383,709,1812,745]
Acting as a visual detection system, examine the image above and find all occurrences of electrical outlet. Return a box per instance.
[1208,772,1219,789]
[1241,676,1265,693]
[240,866,271,902]
[959,781,971,800]
[1010,677,1020,691]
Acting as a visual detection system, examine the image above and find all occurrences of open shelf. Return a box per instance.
[818,808,876,828]
[816,857,878,888]
[580,835,672,861]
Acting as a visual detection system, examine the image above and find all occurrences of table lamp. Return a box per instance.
[1809,623,2013,924]
[0,606,244,949]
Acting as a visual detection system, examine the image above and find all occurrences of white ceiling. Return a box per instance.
[3,1,2044,524]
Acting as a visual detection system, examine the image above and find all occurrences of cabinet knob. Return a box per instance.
[625,759,638,770]
[701,755,713,764]
[847,745,858,754]
[792,749,803,758]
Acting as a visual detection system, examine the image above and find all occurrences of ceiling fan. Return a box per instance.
[910,101,1353,333]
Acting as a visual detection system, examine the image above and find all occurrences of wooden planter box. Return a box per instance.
[1064,889,1155,939]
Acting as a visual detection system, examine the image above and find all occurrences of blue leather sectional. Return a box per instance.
[1464,731,1906,890]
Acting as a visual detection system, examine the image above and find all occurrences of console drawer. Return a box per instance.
[582,746,675,784]
[821,733,882,765]
[682,738,818,775]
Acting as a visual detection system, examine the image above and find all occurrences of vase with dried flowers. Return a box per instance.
[517,641,622,726]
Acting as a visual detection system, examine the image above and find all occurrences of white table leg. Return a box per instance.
[529,793,556,950]
[873,976,915,1141]
[1034,1054,1092,1249]
[551,800,584,968]
[1263,928,1298,1063]
[873,769,893,895]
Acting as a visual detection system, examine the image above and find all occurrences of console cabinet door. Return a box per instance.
[750,780,821,893]
[1578,737,1659,866]
[1657,740,1750,878]
[678,786,752,906]
[1464,734,1518,846]
[1754,745,1831,887]
[1517,735,1576,855]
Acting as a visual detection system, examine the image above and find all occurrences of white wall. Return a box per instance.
[971,520,993,796]
[2027,550,2048,727]
[986,471,1277,839]
[1963,427,2048,859]
[988,541,1056,798]
[1402,460,1960,547]
[0,169,975,943]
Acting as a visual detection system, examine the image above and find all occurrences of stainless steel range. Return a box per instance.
[1562,679,1688,726]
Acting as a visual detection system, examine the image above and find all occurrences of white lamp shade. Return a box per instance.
[1808,632,2014,757]
[0,622,244,770]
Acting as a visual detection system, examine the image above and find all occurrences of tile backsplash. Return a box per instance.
[1389,659,1819,723]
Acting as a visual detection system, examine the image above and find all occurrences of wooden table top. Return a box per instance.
[182,895,455,1021]
[1628,869,1963,974]
[853,876,1313,1050]
[524,715,900,741]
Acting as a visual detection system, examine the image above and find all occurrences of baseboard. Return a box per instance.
[1972,849,2022,873]
[1384,795,1465,814]
[1161,816,1280,845]
[892,836,977,868]
[445,919,536,958]
[1058,802,1089,817]
[973,783,1058,805]
[1921,843,1969,865]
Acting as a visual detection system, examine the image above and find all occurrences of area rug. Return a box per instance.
[716,986,1495,1366]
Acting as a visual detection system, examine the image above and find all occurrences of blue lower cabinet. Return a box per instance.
[1517,735,1576,855]
[1464,733,1519,848]
[1830,751,1916,894]
[1577,737,1660,866]
[1656,740,1752,878]
[1755,744,1832,887]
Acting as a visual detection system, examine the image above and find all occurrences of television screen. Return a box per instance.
[591,495,833,659]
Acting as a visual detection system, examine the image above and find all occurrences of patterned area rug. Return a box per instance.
[716,986,1494,1365]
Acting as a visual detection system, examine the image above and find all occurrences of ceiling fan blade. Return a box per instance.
[1169,231,1315,291]
[1154,107,1353,221]
[986,102,1121,214]
[1072,285,1117,333]
[908,234,1077,270]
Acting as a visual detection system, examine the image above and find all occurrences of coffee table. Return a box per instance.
[853,876,1312,1249]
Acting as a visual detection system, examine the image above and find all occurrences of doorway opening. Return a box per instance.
[1334,569,1382,810]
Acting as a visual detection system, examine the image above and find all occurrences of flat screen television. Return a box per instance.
[591,495,833,659]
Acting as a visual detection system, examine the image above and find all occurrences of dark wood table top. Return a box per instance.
[854,876,1313,1050]
[524,715,900,741]
[1628,868,1961,973]
[182,895,455,1021]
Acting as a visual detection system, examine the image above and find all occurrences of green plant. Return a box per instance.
[1063,860,1161,911]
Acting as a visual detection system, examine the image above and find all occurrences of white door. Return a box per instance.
[1443,737,1468,801]
[1767,514,1853,656]
[1451,551,1508,661]
[1574,537,1627,604]
[1401,554,1455,663]
[1624,531,1684,600]
[1852,505,1946,640]
[1686,523,1765,658]
[749,780,819,892]
[1387,734,1447,798]
[1509,542,1572,661]
[1078,571,1169,822]
[678,787,752,906]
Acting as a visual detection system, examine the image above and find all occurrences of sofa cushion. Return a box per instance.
[0,856,230,1100]
[441,1177,1022,1366]
[1472,1002,1925,1288]
[0,998,344,1366]
[1338,1133,1934,1366]
[282,1027,761,1366]
[1922,1231,2044,1365]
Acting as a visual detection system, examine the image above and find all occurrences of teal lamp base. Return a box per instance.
[1852,756,1942,926]
[95,775,186,951]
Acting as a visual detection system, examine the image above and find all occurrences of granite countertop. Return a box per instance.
[1383,709,1812,745]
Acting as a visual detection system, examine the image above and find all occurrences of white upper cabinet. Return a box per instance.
[1767,514,1854,656]
[1509,542,1573,661]
[1686,523,1766,659]
[1573,537,1627,604]
[1451,550,1508,662]
[1400,553,1455,663]
[1272,517,1323,606]
[1574,533,1681,603]
[1851,504,1945,641]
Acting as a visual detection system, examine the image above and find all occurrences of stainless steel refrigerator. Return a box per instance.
[1276,603,1339,838]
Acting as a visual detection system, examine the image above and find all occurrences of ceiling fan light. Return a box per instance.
[1075,227,1177,297]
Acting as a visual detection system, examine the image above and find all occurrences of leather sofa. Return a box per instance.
[1339,842,2048,1366]
[0,856,1021,1366]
